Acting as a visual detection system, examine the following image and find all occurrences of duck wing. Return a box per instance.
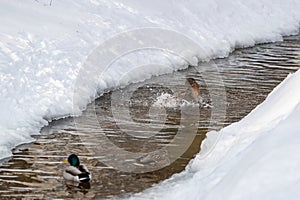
[78,165,91,182]
[63,166,82,182]
[78,172,91,182]
[65,166,81,176]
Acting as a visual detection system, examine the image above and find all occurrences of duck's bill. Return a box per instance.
[63,159,68,163]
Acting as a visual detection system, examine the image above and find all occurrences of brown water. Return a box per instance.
[0,35,300,199]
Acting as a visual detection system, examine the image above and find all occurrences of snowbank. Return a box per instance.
[1,0,300,166]
[129,69,300,199]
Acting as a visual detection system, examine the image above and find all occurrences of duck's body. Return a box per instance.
[63,164,91,183]
[63,154,91,183]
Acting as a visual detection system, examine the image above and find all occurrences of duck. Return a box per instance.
[63,154,91,183]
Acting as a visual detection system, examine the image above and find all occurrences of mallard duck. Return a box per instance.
[63,154,91,183]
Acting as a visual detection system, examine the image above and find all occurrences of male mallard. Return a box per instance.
[63,154,91,183]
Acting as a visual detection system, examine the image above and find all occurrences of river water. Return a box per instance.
[0,35,300,199]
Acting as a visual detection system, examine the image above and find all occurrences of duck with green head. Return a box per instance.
[63,154,91,183]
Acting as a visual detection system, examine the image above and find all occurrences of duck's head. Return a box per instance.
[186,78,200,101]
[64,154,80,167]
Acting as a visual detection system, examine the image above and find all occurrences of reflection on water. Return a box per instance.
[1,35,300,199]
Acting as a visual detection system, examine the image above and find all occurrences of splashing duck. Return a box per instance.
[154,78,201,107]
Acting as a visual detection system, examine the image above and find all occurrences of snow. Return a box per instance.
[1,0,300,198]
[129,67,300,200]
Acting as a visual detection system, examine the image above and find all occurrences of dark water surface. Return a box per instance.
[0,35,300,199]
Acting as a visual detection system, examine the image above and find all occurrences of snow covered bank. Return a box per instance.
[1,0,300,161]
[129,69,300,199]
